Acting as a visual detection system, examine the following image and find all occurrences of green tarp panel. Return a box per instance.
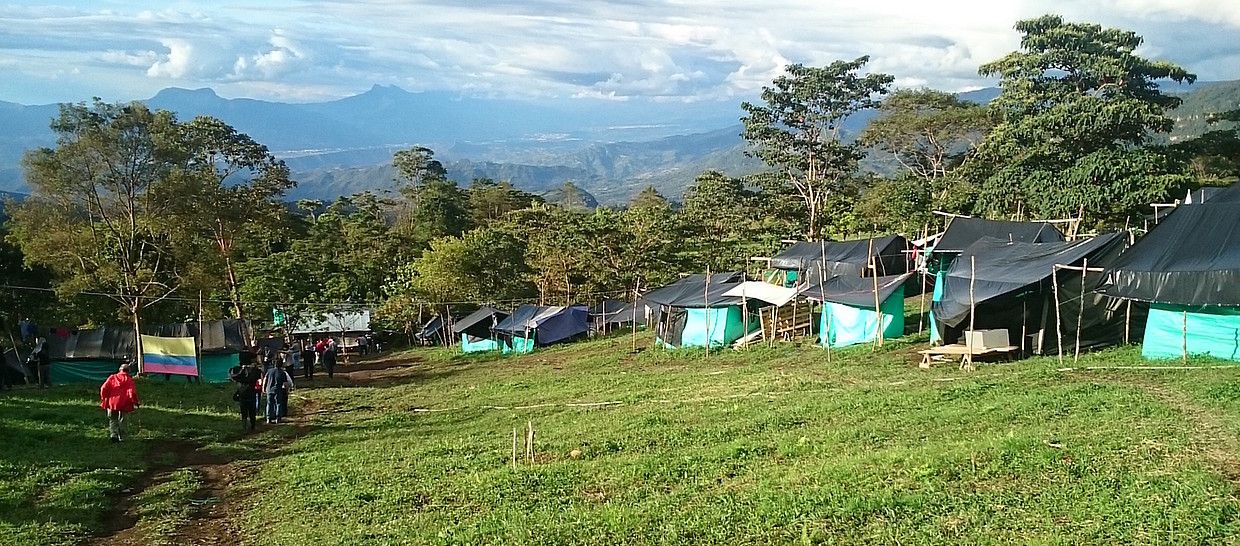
[820,286,905,347]
[461,334,501,353]
[680,306,747,348]
[49,360,116,385]
[1142,304,1240,361]
[929,269,946,343]
[504,335,535,354]
[200,353,239,383]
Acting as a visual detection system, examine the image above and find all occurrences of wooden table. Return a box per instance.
[918,344,1018,371]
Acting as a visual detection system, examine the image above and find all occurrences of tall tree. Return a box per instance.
[968,14,1196,222]
[741,58,893,239]
[10,101,188,353]
[466,178,542,226]
[392,146,470,241]
[858,89,991,193]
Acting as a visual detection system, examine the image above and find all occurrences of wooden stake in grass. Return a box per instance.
[526,420,535,463]
[512,428,518,470]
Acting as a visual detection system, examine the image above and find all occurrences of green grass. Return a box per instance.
[9,326,1240,545]
[235,336,1240,545]
[0,380,240,545]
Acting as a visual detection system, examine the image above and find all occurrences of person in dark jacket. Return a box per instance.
[299,338,315,380]
[228,363,262,432]
[29,338,51,388]
[262,362,291,424]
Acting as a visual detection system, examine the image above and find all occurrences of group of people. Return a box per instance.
[228,335,348,431]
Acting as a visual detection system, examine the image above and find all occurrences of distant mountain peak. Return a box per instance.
[150,87,221,101]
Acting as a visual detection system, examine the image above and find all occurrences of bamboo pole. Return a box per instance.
[631,278,640,352]
[1074,258,1087,362]
[918,224,928,334]
[820,240,831,361]
[1052,265,1063,367]
[1124,300,1132,345]
[196,290,204,382]
[1182,309,1189,364]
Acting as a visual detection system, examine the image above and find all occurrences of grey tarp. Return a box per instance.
[932,218,1064,255]
[770,236,910,277]
[1102,203,1240,306]
[453,307,509,338]
[149,320,248,353]
[800,273,913,307]
[596,298,650,325]
[933,233,1130,353]
[493,305,589,346]
[643,272,745,308]
[45,326,136,360]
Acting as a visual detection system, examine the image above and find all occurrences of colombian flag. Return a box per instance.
[141,335,198,376]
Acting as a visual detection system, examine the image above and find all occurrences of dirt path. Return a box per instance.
[86,353,425,546]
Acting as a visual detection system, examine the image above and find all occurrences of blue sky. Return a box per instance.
[2,0,1239,105]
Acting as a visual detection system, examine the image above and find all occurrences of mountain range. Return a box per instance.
[0,81,1235,204]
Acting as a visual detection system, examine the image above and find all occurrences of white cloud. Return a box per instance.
[146,38,194,78]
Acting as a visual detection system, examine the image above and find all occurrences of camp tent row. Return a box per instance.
[39,319,250,384]
[452,304,589,354]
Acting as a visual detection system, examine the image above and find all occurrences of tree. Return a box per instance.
[629,185,669,210]
[10,101,189,352]
[392,147,470,242]
[858,89,991,195]
[741,58,893,239]
[1175,109,1240,184]
[170,116,295,322]
[967,14,1196,223]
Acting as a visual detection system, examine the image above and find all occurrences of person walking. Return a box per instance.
[322,337,337,379]
[276,363,294,420]
[262,361,290,424]
[300,338,315,381]
[228,362,262,432]
[99,362,139,442]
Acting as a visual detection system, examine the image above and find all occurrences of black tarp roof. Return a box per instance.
[589,299,627,316]
[770,236,909,276]
[1101,204,1240,306]
[45,326,136,360]
[592,298,649,324]
[453,307,509,338]
[934,233,1125,327]
[493,305,588,345]
[643,272,745,307]
[932,218,1064,255]
[800,273,913,307]
[149,320,248,353]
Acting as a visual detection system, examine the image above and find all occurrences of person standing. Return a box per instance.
[31,338,51,388]
[300,338,315,381]
[99,362,139,442]
[276,363,294,420]
[228,362,262,432]
[262,361,290,424]
[356,334,368,356]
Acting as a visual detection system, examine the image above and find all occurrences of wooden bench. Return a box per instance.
[918,344,1018,371]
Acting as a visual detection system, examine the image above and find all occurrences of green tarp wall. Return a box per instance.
[461,334,501,353]
[200,353,239,383]
[820,287,906,348]
[49,360,116,385]
[503,335,535,354]
[1142,304,1240,361]
[678,306,748,348]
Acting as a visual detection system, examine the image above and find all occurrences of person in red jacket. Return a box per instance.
[100,362,140,442]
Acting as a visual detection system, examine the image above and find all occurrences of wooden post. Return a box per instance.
[703,267,712,357]
[1124,300,1132,344]
[512,428,518,469]
[1182,309,1189,364]
[526,420,535,463]
[872,256,882,351]
[820,240,832,361]
[196,291,204,382]
[631,278,640,352]
[967,255,976,353]
[1052,265,1064,367]
[1074,258,1087,362]
[741,290,749,351]
[918,224,928,334]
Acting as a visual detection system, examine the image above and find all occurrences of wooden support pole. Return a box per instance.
[968,256,976,356]
[1074,258,1087,362]
[197,290,204,381]
[1052,265,1064,367]
[820,240,831,360]
[918,223,928,334]
[526,420,534,462]
[1124,300,1132,345]
[512,428,518,469]
[704,267,712,357]
[631,278,640,353]
[1182,309,1189,364]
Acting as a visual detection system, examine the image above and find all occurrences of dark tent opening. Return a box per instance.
[645,272,757,348]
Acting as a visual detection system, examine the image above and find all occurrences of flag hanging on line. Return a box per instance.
[141,335,198,376]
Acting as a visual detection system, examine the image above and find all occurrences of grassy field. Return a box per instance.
[7,325,1240,545]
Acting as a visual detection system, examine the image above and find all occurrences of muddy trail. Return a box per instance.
[86,353,426,546]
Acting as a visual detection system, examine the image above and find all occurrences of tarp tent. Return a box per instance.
[932,233,1130,354]
[801,273,911,347]
[646,272,755,348]
[590,298,652,330]
[413,315,449,346]
[3,348,30,385]
[149,320,249,382]
[44,326,137,384]
[927,217,1064,342]
[1101,203,1240,360]
[453,307,509,353]
[770,236,910,279]
[493,305,588,354]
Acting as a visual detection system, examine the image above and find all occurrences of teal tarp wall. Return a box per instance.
[49,360,116,385]
[680,306,746,348]
[820,287,906,348]
[503,335,535,354]
[1143,304,1240,361]
[461,334,501,353]
[200,353,239,383]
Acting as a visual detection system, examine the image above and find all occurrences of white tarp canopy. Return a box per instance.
[722,281,798,307]
[290,310,371,334]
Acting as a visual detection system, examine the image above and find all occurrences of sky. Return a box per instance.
[2,0,1239,105]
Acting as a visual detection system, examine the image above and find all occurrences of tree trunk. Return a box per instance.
[224,254,245,321]
[130,304,143,374]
